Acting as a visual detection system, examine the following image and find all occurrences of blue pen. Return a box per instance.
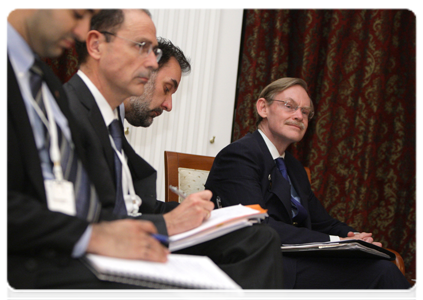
[152,233,169,247]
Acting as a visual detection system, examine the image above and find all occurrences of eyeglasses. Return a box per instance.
[100,31,162,62]
[272,99,314,120]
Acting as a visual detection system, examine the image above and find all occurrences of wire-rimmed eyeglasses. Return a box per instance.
[272,99,314,120]
[100,31,162,63]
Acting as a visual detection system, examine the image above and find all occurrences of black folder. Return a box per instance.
[281,240,395,260]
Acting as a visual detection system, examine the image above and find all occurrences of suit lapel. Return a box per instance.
[252,131,292,215]
[121,135,158,212]
[7,58,46,202]
[67,75,115,174]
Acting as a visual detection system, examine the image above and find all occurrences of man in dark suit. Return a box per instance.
[63,9,284,289]
[8,9,171,289]
[205,77,410,289]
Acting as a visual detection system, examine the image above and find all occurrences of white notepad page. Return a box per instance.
[85,253,241,289]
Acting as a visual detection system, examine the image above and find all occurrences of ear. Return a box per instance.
[256,98,268,119]
[85,30,103,60]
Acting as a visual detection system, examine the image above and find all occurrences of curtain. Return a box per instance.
[233,9,415,281]
[44,47,79,83]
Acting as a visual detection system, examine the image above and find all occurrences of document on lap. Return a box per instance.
[281,240,396,260]
[169,204,268,252]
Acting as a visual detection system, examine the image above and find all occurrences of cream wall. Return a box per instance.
[124,9,244,201]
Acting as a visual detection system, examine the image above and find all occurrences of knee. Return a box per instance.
[250,224,281,246]
[372,259,407,282]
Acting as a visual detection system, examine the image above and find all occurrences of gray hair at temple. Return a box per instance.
[76,9,151,65]
[255,77,314,126]
[156,37,191,75]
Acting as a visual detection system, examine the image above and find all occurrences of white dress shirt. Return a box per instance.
[77,70,138,215]
[7,22,93,257]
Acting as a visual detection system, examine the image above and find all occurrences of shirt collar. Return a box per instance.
[77,70,119,126]
[258,129,285,160]
[7,22,36,76]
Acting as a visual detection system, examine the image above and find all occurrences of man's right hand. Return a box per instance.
[87,219,169,262]
[163,190,214,236]
[340,231,383,247]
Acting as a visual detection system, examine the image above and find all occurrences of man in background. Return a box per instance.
[64,9,284,289]
[8,9,168,289]
[205,77,411,289]
[122,37,190,127]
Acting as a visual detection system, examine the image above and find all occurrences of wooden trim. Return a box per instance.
[164,151,215,202]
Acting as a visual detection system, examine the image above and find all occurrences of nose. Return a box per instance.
[161,95,173,112]
[292,108,304,121]
[146,50,159,70]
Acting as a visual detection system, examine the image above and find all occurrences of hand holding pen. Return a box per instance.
[163,186,214,236]
[169,185,222,208]
[169,185,187,200]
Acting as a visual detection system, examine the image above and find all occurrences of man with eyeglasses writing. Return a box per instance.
[64,9,284,289]
[205,77,410,289]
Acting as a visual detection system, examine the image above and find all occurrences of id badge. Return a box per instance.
[44,180,76,216]
[124,194,142,217]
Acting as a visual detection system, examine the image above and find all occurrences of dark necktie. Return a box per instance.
[30,59,100,221]
[109,119,127,216]
[30,60,50,143]
[29,60,43,101]
[275,157,308,224]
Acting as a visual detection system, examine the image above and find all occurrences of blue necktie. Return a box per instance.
[109,119,127,216]
[30,59,100,221]
[275,157,308,224]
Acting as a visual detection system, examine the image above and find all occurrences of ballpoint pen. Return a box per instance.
[169,185,187,200]
[216,196,223,209]
[151,233,169,247]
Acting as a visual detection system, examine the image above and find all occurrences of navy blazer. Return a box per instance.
[205,130,354,244]
[205,131,355,293]
[63,74,178,234]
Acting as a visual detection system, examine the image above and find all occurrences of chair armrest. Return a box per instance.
[385,248,405,275]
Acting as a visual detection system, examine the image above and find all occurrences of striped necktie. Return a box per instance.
[275,157,308,224]
[30,59,101,221]
[109,119,127,216]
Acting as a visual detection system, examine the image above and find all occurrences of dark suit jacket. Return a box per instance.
[205,130,355,244]
[63,74,178,234]
[7,58,118,287]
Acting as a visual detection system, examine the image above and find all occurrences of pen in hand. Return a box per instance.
[216,196,222,209]
[151,233,169,247]
[169,185,187,200]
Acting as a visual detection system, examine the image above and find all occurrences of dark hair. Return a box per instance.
[76,9,151,65]
[157,37,191,74]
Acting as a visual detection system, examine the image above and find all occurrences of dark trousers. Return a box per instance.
[283,255,411,289]
[176,224,284,289]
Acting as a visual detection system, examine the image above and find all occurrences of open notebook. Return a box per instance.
[169,204,268,251]
[84,253,241,289]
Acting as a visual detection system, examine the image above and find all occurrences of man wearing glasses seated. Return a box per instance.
[205,77,411,289]
[64,9,284,289]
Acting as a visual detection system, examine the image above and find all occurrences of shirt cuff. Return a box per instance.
[71,225,93,258]
[329,235,340,242]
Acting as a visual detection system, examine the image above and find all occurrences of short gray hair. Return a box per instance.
[255,77,313,125]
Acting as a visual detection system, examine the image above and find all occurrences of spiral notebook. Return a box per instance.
[83,253,241,289]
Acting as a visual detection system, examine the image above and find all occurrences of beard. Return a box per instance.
[125,74,162,127]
